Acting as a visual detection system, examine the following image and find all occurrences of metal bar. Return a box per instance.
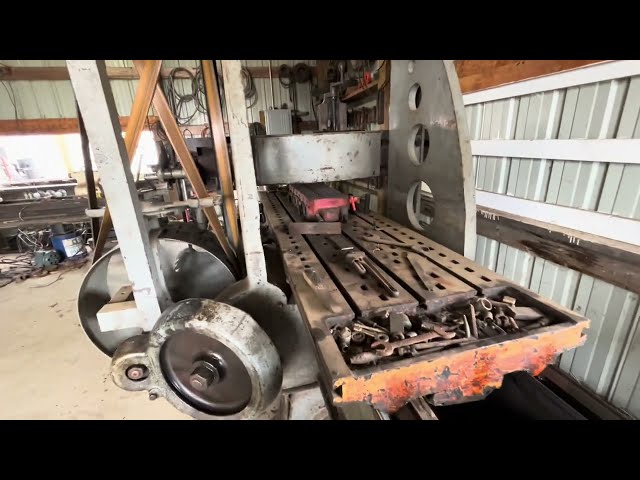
[77,103,100,246]
[67,60,170,330]
[201,60,240,252]
[132,60,238,274]
[92,60,163,262]
[221,60,268,284]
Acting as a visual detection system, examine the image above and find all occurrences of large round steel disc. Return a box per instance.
[160,330,252,415]
[77,223,236,356]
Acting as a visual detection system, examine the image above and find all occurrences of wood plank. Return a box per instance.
[0,117,215,137]
[477,207,640,295]
[0,65,317,82]
[455,60,606,94]
[341,82,378,102]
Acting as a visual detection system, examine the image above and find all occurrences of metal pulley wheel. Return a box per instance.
[112,298,283,420]
[78,223,237,356]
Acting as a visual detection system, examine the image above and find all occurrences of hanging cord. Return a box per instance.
[165,67,208,125]
[241,67,258,108]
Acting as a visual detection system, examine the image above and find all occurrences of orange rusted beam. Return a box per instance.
[334,321,588,412]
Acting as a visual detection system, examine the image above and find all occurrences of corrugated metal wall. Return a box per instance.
[0,60,316,126]
[469,75,640,418]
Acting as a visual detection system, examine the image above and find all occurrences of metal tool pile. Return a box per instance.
[332,295,552,367]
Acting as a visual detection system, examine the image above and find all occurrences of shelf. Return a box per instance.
[341,82,378,102]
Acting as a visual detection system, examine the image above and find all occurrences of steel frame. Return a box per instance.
[261,191,589,413]
[68,60,170,330]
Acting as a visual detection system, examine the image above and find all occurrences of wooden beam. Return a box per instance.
[0,117,214,137]
[477,207,640,295]
[0,65,317,82]
[0,116,157,136]
[454,60,606,94]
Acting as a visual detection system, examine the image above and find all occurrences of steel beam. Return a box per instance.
[132,60,238,274]
[201,60,240,252]
[92,60,163,262]
[77,103,100,246]
[67,60,169,330]
[221,60,268,284]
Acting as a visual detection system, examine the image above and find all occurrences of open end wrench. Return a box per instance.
[360,257,400,297]
[371,329,456,357]
[406,252,434,291]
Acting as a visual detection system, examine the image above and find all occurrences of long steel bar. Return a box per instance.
[67,60,169,330]
[201,60,240,252]
[92,60,162,262]
[77,103,100,245]
[132,60,238,274]
[221,60,267,284]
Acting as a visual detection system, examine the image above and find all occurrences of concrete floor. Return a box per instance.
[0,264,188,419]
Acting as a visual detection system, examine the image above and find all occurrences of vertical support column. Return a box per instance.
[77,103,101,246]
[67,60,168,330]
[201,60,240,252]
[221,60,268,285]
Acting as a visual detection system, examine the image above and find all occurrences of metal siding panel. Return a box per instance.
[610,308,640,414]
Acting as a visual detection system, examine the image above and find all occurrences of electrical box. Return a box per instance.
[264,109,292,135]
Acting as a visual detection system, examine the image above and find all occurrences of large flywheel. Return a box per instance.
[111,298,284,420]
[77,223,237,356]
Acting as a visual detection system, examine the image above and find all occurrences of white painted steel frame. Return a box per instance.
[67,60,169,330]
[463,61,640,105]
[476,191,640,247]
[471,139,640,164]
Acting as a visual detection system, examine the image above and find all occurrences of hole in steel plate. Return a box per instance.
[393,259,401,264]
[408,83,422,111]
[418,241,424,245]
[451,259,460,264]
[406,181,434,230]
[480,275,492,282]
[300,257,306,261]
[304,264,311,269]
[407,124,430,165]
[429,272,439,278]
[465,267,474,272]
[392,252,399,257]
[439,253,446,257]
[435,283,446,290]
[379,294,388,301]
[360,285,368,291]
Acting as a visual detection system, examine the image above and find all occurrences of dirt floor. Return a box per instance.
[0,263,188,419]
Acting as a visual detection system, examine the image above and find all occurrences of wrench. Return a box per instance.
[362,233,412,247]
[406,252,434,291]
[371,329,456,357]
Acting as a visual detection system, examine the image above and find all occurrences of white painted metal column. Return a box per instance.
[67,60,169,330]
[221,60,268,285]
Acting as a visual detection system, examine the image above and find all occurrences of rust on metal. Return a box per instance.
[288,222,342,236]
[201,60,240,253]
[356,211,509,293]
[342,215,476,309]
[334,321,587,412]
[260,192,353,327]
[276,192,418,318]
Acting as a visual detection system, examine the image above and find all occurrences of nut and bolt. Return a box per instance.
[189,363,220,391]
[148,390,159,401]
[126,365,149,381]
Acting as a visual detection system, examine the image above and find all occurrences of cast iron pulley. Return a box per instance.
[77,223,237,356]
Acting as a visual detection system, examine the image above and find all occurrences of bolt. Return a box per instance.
[126,365,148,381]
[149,391,158,401]
[189,363,219,391]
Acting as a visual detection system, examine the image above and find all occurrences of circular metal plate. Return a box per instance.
[78,224,236,356]
[160,330,252,415]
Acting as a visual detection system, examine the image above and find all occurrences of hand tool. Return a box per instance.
[371,329,456,357]
[406,252,434,291]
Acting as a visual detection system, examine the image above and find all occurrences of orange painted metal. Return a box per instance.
[334,321,588,412]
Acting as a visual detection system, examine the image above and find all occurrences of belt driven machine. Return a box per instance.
[71,60,589,420]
